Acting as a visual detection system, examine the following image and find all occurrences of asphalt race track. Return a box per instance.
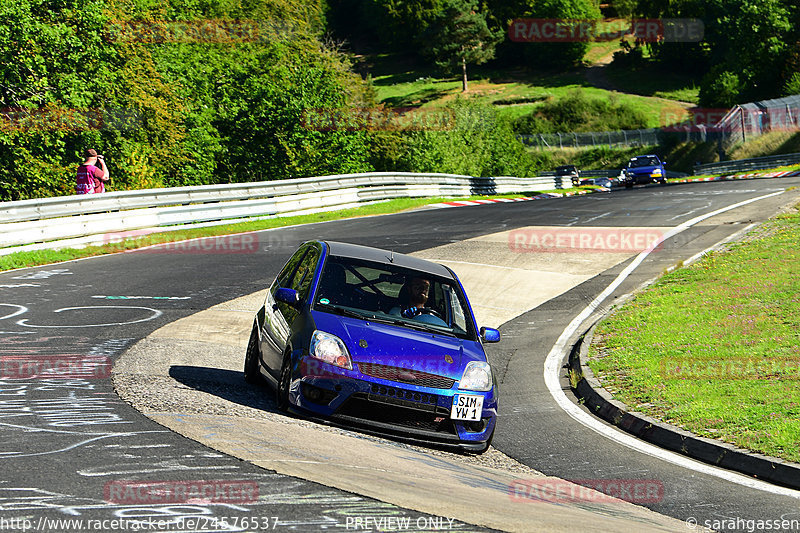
[1,177,799,532]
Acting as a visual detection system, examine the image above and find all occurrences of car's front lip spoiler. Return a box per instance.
[285,405,491,452]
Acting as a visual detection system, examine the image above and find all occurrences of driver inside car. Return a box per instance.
[390,276,431,318]
[401,276,430,318]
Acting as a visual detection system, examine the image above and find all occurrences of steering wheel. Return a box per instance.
[418,307,443,319]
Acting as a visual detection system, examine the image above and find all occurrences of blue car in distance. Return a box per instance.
[622,154,667,188]
[244,240,500,453]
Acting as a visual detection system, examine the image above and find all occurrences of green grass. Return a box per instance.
[367,57,690,128]
[728,131,800,161]
[587,203,800,462]
[583,40,621,65]
[0,189,588,273]
[605,62,700,104]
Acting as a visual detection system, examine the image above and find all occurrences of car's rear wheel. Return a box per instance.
[276,352,292,412]
[243,321,262,385]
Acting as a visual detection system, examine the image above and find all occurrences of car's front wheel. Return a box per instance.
[243,321,262,385]
[276,352,292,412]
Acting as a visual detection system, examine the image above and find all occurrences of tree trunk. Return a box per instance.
[461,57,468,92]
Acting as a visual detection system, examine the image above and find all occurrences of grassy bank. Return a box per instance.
[587,201,800,462]
[365,57,689,127]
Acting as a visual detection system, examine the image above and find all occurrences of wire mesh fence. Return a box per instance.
[517,94,800,151]
[716,94,800,149]
[517,128,727,149]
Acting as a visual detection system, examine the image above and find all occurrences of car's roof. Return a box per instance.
[323,241,455,279]
[631,154,659,159]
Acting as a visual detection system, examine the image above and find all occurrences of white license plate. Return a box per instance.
[450,394,483,421]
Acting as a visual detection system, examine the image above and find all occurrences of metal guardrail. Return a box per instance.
[0,172,565,253]
[693,152,800,175]
[539,169,687,179]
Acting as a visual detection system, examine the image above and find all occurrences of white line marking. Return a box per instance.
[544,190,800,498]
[17,306,163,328]
[0,304,28,321]
[91,296,190,300]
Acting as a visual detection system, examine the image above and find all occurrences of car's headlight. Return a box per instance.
[309,330,352,370]
[651,168,662,175]
[459,361,493,392]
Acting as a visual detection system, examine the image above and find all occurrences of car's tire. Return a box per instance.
[243,322,262,385]
[276,352,292,412]
[625,182,633,189]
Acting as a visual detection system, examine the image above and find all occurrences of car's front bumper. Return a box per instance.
[287,356,498,449]
[624,172,664,184]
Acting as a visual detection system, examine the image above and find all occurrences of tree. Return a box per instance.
[486,0,601,69]
[635,0,793,104]
[421,0,503,92]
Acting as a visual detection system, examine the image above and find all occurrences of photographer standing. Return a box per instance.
[76,148,110,194]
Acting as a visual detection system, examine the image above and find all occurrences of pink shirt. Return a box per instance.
[76,164,104,194]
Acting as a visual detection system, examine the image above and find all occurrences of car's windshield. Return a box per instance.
[629,156,659,168]
[312,256,476,340]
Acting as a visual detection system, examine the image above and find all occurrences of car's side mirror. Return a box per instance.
[275,288,301,308]
[480,327,500,343]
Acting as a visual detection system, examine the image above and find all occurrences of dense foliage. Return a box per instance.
[329,0,601,70]
[1,0,540,201]
[4,0,799,201]
[0,0,376,200]
[614,0,799,106]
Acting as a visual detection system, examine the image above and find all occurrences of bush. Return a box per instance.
[700,70,744,108]
[512,89,649,134]
[390,99,536,177]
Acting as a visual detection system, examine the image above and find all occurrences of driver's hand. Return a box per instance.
[402,307,419,318]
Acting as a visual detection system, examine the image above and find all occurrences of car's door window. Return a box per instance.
[444,284,469,334]
[291,247,320,301]
[266,244,318,321]
[271,246,309,297]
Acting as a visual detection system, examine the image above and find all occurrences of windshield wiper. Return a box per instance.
[380,317,456,337]
[318,303,372,320]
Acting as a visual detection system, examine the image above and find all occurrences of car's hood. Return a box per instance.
[627,165,661,174]
[312,311,486,380]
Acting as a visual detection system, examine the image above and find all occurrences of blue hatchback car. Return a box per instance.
[622,154,667,188]
[244,240,500,452]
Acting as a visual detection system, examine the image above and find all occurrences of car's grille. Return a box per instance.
[357,362,455,389]
[335,393,456,435]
